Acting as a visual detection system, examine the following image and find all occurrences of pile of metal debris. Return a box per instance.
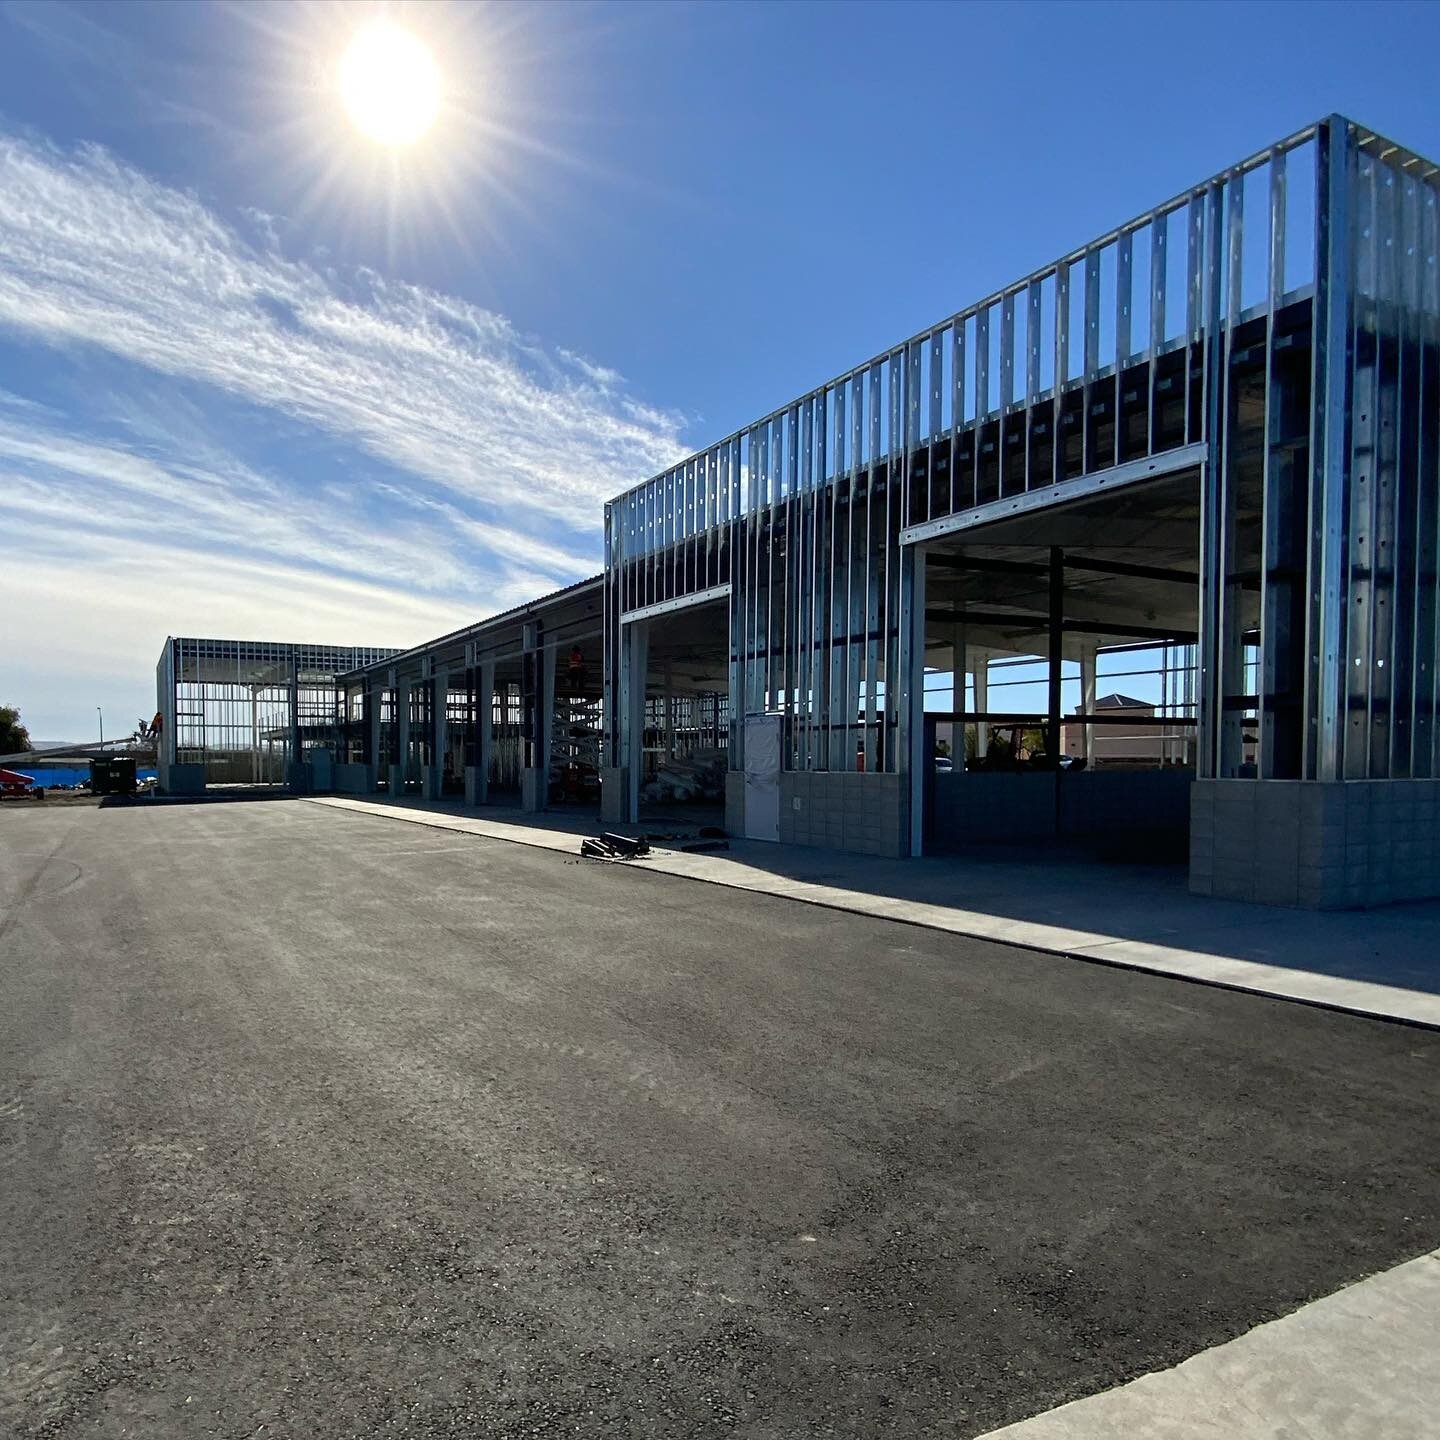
[578,825,730,860]
[579,832,652,861]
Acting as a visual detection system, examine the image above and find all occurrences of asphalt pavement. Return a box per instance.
[2,800,1437,1438]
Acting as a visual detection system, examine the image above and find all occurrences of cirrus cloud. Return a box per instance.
[0,130,685,530]
[0,129,686,739]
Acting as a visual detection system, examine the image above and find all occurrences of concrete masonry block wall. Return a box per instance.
[932,772,1056,845]
[159,762,205,796]
[332,762,370,795]
[1190,779,1440,908]
[778,771,906,857]
[931,770,1192,850]
[1058,769,1192,837]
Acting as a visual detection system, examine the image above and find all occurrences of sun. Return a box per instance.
[338,20,442,147]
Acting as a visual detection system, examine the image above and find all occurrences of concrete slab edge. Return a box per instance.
[975,1249,1440,1439]
[303,798,1440,1032]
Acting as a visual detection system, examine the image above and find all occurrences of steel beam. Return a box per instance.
[900,442,1206,546]
[925,608,1199,644]
[620,583,731,627]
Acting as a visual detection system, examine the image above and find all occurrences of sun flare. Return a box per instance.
[339,21,442,147]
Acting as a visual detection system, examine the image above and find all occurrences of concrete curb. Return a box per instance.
[303,797,1440,1031]
[978,1249,1440,1438]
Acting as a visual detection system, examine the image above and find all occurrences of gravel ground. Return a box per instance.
[2,799,1437,1439]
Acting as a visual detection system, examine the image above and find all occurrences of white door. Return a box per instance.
[743,713,781,842]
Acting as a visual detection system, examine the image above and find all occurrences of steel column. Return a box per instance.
[1309,116,1357,781]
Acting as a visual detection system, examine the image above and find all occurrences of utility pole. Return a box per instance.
[97,707,104,750]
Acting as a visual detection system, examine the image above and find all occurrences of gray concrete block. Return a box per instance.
[1299,881,1347,910]
[1297,783,1344,828]
[1343,786,1373,817]
[1298,823,1345,861]
[1214,779,1256,809]
[1254,866,1299,907]
[1212,862,1257,902]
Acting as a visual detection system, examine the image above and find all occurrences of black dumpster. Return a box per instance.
[91,756,137,796]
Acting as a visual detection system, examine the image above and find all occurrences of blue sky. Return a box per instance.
[1,0,1438,741]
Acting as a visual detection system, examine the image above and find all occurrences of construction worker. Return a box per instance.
[567,644,587,695]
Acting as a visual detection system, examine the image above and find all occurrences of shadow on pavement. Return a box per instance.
[311,791,1440,1002]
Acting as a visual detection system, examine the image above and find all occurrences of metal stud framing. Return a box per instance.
[600,117,1438,806]
[163,638,397,785]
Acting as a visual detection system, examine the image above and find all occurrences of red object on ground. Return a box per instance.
[0,767,36,793]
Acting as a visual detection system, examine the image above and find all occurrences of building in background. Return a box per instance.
[599,114,1440,907]
[331,579,607,810]
[154,637,398,794]
[158,117,1440,908]
[1062,694,1197,768]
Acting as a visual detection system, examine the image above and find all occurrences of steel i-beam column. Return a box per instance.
[950,623,966,764]
[901,544,927,857]
[1197,183,1223,778]
[1309,115,1357,782]
[1080,642,1098,767]
[468,655,493,808]
[1047,548,1064,763]
[520,626,555,813]
[287,667,301,791]
[623,620,650,823]
[461,646,476,806]
[426,670,446,800]
[391,679,410,798]
[365,680,380,792]
[663,663,675,765]
[381,670,396,794]
[972,648,989,759]
[539,641,555,808]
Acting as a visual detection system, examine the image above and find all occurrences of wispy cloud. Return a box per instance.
[0,398,597,596]
[0,131,684,530]
[0,515,482,742]
[0,400,585,736]
[0,128,686,737]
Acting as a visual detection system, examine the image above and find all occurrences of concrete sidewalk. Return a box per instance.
[305,796,1440,1029]
[979,1249,1440,1439]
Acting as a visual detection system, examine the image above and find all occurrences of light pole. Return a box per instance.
[97,706,103,750]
